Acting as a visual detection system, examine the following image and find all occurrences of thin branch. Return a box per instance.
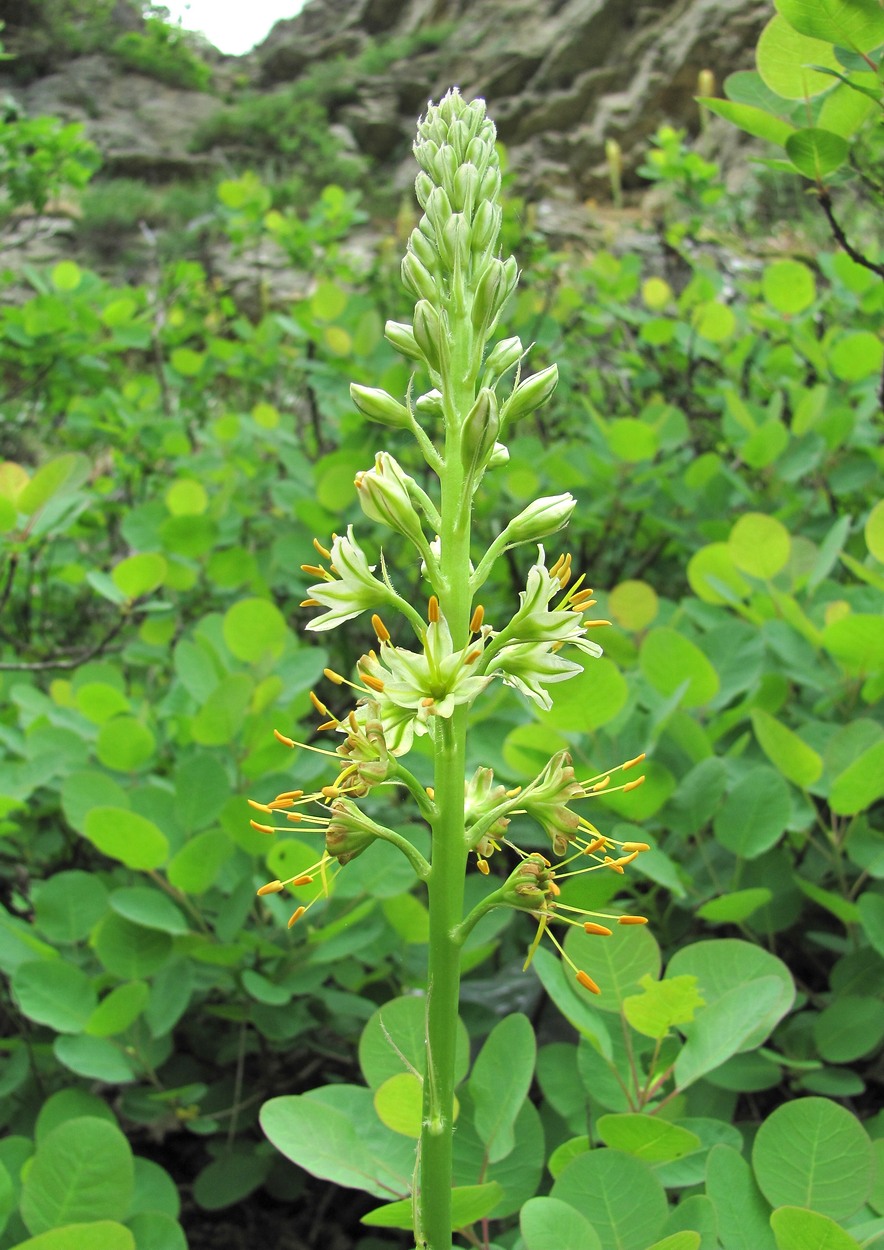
[0,614,127,671]
[816,190,884,278]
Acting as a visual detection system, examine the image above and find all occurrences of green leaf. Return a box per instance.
[520,1196,603,1250]
[18,454,89,517]
[169,347,204,376]
[12,960,97,1033]
[111,554,166,599]
[706,1145,776,1250]
[86,982,150,1038]
[752,1097,873,1220]
[372,1072,425,1138]
[10,1224,134,1250]
[453,1096,545,1219]
[687,543,751,605]
[865,499,884,563]
[95,718,156,772]
[167,831,232,893]
[757,16,843,98]
[674,977,787,1089]
[563,920,661,1014]
[622,973,705,1039]
[771,1205,863,1250]
[51,260,82,291]
[108,888,189,934]
[857,892,884,957]
[222,598,288,663]
[829,330,884,381]
[750,710,823,788]
[597,1115,701,1162]
[775,0,884,50]
[191,674,253,746]
[537,657,628,731]
[192,1151,270,1211]
[697,889,773,924]
[469,1013,536,1163]
[667,940,795,1051]
[701,98,795,145]
[762,259,816,314]
[530,947,612,1054]
[363,1182,503,1231]
[714,767,791,859]
[93,913,172,979]
[813,995,884,1062]
[358,995,470,1090]
[823,614,884,673]
[646,1237,701,1250]
[35,1090,116,1142]
[785,127,850,178]
[551,1149,668,1250]
[84,807,169,871]
[640,627,719,708]
[20,1117,134,1235]
[729,513,791,579]
[33,871,109,943]
[260,1088,411,1199]
[126,1213,187,1250]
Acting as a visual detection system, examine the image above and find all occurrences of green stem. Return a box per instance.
[418,291,474,1250]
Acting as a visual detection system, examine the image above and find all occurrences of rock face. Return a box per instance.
[257,0,769,198]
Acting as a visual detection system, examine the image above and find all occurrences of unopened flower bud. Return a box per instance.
[414,170,434,208]
[465,135,491,174]
[501,363,558,426]
[408,227,437,271]
[385,320,424,362]
[426,185,453,235]
[499,494,576,547]
[483,335,523,384]
[413,300,443,373]
[355,452,427,549]
[325,798,380,865]
[448,118,470,160]
[350,383,411,430]
[470,200,500,254]
[472,259,504,331]
[401,251,437,303]
[488,441,509,467]
[415,388,444,420]
[441,213,470,272]
[479,167,501,202]
[461,388,500,477]
[453,162,479,213]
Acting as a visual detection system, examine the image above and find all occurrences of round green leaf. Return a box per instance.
[551,1149,668,1250]
[667,939,794,1050]
[813,995,884,1063]
[310,281,348,321]
[20,1117,134,1234]
[697,888,773,924]
[18,454,89,516]
[537,657,628,731]
[93,913,173,979]
[86,982,149,1038]
[503,722,570,776]
[750,709,823,788]
[51,261,82,292]
[191,674,253,745]
[786,128,849,179]
[469,1012,536,1162]
[609,580,659,631]
[762,260,816,314]
[865,499,884,563]
[53,1035,137,1083]
[693,301,736,342]
[192,1152,269,1211]
[111,554,166,599]
[828,739,884,815]
[222,597,287,663]
[674,977,787,1090]
[776,0,884,50]
[167,830,232,893]
[10,1223,134,1250]
[130,1156,180,1218]
[95,718,156,772]
[823,614,884,673]
[596,1115,701,1162]
[771,1206,863,1250]
[757,16,842,99]
[35,1090,116,1143]
[126,1213,187,1250]
[359,995,470,1090]
[687,542,751,605]
[84,807,169,871]
[520,1196,602,1250]
[640,627,719,708]
[169,348,204,377]
[752,1097,873,1219]
[373,1072,425,1138]
[74,683,131,725]
[829,330,884,382]
[61,769,129,832]
[606,418,658,462]
[165,479,208,516]
[706,1144,778,1250]
[702,97,795,145]
[108,887,189,934]
[12,960,97,1033]
[563,920,661,1014]
[714,767,791,858]
[33,871,109,943]
[729,513,791,579]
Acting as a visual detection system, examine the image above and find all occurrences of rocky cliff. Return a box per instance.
[4,0,768,208]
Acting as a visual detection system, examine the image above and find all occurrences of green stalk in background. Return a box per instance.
[258,89,648,1250]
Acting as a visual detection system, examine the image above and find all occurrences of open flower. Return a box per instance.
[301,527,392,632]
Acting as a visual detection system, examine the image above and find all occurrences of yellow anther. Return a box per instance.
[426,786,435,799]
[584,619,612,628]
[420,696,435,707]
[469,605,485,633]
[583,922,613,936]
[464,648,482,663]
[268,798,294,810]
[547,879,561,896]
[291,874,314,886]
[621,841,650,852]
[287,906,306,928]
[371,614,391,642]
[614,851,639,867]
[248,800,273,813]
[428,595,440,622]
[317,719,338,731]
[309,691,331,716]
[477,858,490,875]
[273,729,296,748]
[591,777,611,792]
[361,672,385,693]
[300,598,320,607]
[623,776,646,793]
[623,753,646,770]
[323,668,345,685]
[321,786,340,799]
[257,880,283,896]
[505,786,522,797]
[619,915,649,925]
[313,537,331,560]
[250,820,276,834]
[275,790,303,801]
[300,564,327,578]
[576,969,601,995]
[604,856,625,874]
[285,812,302,823]
[584,836,607,854]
